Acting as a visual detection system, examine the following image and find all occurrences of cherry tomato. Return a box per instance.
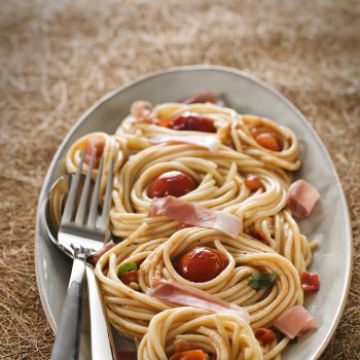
[247,230,265,242]
[254,328,276,345]
[161,115,216,133]
[84,139,105,168]
[255,132,281,151]
[300,272,320,293]
[250,126,262,137]
[244,175,263,191]
[147,171,197,198]
[169,350,209,360]
[175,247,228,283]
[120,270,139,284]
[173,339,196,353]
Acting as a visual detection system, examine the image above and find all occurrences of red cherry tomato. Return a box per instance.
[254,328,276,345]
[244,175,263,191]
[255,132,281,151]
[173,339,196,353]
[147,171,197,198]
[169,350,209,360]
[175,247,228,283]
[120,270,139,284]
[247,230,265,243]
[84,139,105,168]
[300,272,320,293]
[162,115,216,133]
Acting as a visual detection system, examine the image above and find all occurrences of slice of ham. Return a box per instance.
[178,91,222,105]
[288,180,320,218]
[149,196,241,238]
[130,100,153,119]
[149,279,250,323]
[273,305,317,339]
[150,134,220,151]
[88,242,116,265]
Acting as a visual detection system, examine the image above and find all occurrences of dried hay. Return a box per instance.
[0,0,359,358]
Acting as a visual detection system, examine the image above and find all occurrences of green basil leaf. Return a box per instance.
[117,262,137,276]
[249,271,278,290]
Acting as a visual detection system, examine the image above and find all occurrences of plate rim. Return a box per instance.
[35,64,353,359]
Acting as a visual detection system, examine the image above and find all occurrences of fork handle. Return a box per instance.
[51,257,85,360]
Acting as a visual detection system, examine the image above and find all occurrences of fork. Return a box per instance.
[51,151,114,360]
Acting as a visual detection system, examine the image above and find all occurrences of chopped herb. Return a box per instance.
[249,271,278,290]
[117,262,137,277]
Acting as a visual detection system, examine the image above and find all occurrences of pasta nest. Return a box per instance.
[111,143,290,241]
[137,306,263,360]
[65,132,126,198]
[116,103,300,172]
[95,227,302,339]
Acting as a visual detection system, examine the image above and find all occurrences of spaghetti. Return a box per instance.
[137,307,263,360]
[65,98,319,359]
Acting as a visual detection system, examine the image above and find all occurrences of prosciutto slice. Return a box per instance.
[149,279,250,323]
[288,180,320,218]
[273,305,318,339]
[149,196,241,238]
[178,91,222,105]
[88,242,115,265]
[150,134,220,151]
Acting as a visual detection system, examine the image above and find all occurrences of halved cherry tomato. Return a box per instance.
[84,139,105,168]
[250,126,263,138]
[169,350,209,360]
[255,132,281,151]
[300,272,320,293]
[244,175,263,191]
[147,171,197,198]
[173,339,196,353]
[175,247,228,283]
[120,270,139,284]
[255,328,276,345]
[247,230,265,242]
[161,115,216,133]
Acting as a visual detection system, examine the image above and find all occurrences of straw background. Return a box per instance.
[0,0,359,359]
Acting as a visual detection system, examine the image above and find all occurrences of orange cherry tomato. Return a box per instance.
[175,247,228,283]
[173,339,196,353]
[120,270,139,284]
[300,272,320,293]
[84,139,105,168]
[255,328,276,345]
[148,171,197,198]
[249,126,266,138]
[255,132,281,151]
[169,350,210,360]
[249,126,273,137]
[244,175,263,191]
[161,115,216,133]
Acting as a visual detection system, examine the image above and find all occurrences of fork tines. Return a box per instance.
[62,152,114,232]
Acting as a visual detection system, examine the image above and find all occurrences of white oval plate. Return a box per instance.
[35,65,352,360]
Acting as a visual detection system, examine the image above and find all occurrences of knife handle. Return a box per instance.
[51,257,85,360]
[86,266,115,360]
